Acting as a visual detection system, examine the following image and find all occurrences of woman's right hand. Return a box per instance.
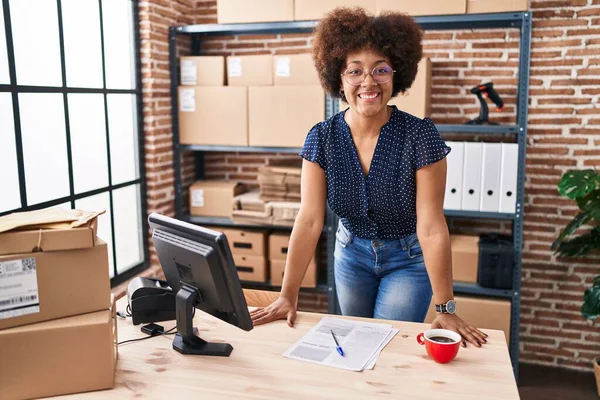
[250,295,298,327]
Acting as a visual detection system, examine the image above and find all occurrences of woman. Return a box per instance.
[250,7,487,347]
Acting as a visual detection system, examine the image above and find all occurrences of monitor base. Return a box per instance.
[173,333,233,356]
[174,282,234,357]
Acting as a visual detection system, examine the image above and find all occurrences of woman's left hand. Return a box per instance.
[431,314,488,348]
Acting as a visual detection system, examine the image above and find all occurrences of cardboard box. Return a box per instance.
[233,254,267,282]
[227,55,273,87]
[0,208,102,255]
[0,222,97,256]
[388,58,432,118]
[222,228,267,257]
[294,0,376,21]
[0,240,111,330]
[425,296,511,344]
[249,86,325,147]
[273,54,320,86]
[178,86,248,146]
[0,300,117,400]
[376,0,466,16]
[467,0,528,14]
[451,235,479,283]
[189,181,245,218]
[180,56,225,86]
[270,259,317,288]
[218,0,294,23]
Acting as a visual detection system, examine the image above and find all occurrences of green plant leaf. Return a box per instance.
[551,212,592,251]
[575,189,600,220]
[554,226,600,257]
[558,169,600,200]
[582,275,600,320]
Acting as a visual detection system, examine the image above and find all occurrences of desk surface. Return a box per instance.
[59,297,519,400]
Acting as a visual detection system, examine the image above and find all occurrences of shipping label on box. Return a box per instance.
[191,189,205,208]
[0,257,40,320]
[275,57,291,77]
[181,59,197,85]
[179,88,196,112]
[227,57,243,77]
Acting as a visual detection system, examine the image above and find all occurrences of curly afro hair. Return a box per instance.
[312,7,423,102]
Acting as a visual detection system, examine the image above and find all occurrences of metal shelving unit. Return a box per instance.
[170,10,531,378]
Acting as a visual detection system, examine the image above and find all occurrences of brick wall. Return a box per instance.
[135,0,600,371]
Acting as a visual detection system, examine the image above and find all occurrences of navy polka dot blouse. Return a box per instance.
[299,105,451,240]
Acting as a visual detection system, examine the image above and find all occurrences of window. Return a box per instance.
[0,0,146,283]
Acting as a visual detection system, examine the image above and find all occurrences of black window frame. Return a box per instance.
[0,0,148,286]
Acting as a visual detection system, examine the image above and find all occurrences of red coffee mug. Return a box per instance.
[416,329,461,364]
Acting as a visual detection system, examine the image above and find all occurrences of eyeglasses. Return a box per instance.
[341,65,396,86]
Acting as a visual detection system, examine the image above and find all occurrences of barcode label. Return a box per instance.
[0,257,40,320]
[0,294,38,307]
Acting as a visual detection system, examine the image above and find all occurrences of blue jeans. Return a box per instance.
[334,222,433,323]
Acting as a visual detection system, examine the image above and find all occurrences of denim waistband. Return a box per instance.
[337,222,419,250]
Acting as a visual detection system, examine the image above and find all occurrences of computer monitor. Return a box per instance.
[148,213,253,357]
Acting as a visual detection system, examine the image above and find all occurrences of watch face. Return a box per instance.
[447,300,456,314]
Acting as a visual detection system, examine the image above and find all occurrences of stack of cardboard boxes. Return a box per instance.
[211,227,319,288]
[219,227,269,282]
[0,208,116,400]
[216,0,529,22]
[179,53,324,149]
[258,163,302,202]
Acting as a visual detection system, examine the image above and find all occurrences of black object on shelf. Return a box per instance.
[466,82,504,125]
[478,234,514,290]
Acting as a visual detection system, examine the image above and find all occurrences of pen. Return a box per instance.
[330,329,344,356]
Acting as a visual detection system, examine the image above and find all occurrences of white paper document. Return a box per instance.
[283,317,398,371]
[365,328,399,370]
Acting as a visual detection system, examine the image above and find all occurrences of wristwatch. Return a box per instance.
[435,299,457,314]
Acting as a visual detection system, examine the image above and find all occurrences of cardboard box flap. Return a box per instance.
[0,211,101,255]
[0,208,104,234]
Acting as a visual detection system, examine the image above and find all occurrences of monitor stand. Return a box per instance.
[172,283,233,357]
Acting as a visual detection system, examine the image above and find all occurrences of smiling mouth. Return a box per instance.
[358,93,380,100]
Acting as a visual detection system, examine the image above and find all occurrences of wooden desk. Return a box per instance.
[58,297,519,399]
